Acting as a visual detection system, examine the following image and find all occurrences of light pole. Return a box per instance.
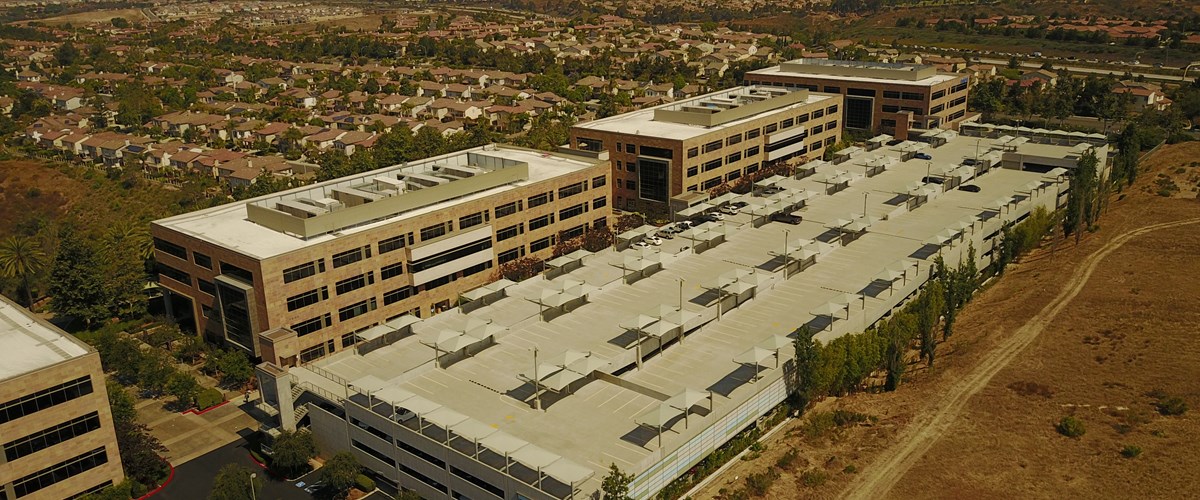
[250,473,257,500]
[782,229,790,279]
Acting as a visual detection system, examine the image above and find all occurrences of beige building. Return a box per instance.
[151,145,612,366]
[745,59,970,140]
[0,296,124,500]
[569,86,843,212]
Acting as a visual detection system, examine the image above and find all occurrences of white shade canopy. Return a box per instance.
[350,375,388,393]
[373,386,416,406]
[622,314,659,330]
[734,346,775,366]
[451,418,498,442]
[811,301,847,317]
[479,431,528,455]
[398,395,442,415]
[423,406,469,430]
[636,403,684,428]
[642,319,680,338]
[758,335,792,350]
[542,459,595,486]
[876,267,905,282]
[666,388,710,411]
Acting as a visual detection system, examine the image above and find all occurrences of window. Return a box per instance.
[745,128,760,139]
[640,145,673,159]
[702,159,722,172]
[687,166,698,177]
[745,163,760,174]
[530,236,554,252]
[812,109,825,119]
[152,237,187,260]
[592,175,606,188]
[4,412,101,462]
[745,146,760,157]
[342,332,359,348]
[687,147,699,158]
[562,224,585,240]
[558,181,587,198]
[625,143,635,154]
[764,123,778,134]
[932,89,946,100]
[826,105,839,114]
[530,214,554,230]
[291,314,330,337]
[701,177,722,190]
[902,92,924,101]
[0,377,93,424]
[409,240,492,274]
[381,262,404,280]
[378,234,409,254]
[193,252,212,270]
[383,286,413,305]
[219,262,253,283]
[726,134,742,146]
[299,344,327,364]
[335,272,374,295]
[823,86,840,93]
[825,136,837,146]
[528,192,553,207]
[575,137,602,152]
[796,113,810,123]
[497,223,523,241]
[198,279,216,296]
[283,261,321,283]
[726,152,742,164]
[625,179,636,190]
[780,118,794,129]
[559,203,587,221]
[883,90,901,99]
[726,170,741,182]
[931,104,944,114]
[495,200,522,218]
[419,222,452,241]
[703,140,722,153]
[338,298,376,322]
[459,211,489,230]
[592,196,607,209]
[687,185,698,192]
[811,124,823,134]
[881,118,898,127]
[332,247,368,268]
[497,247,524,264]
[826,120,838,130]
[626,162,636,172]
[287,287,325,311]
[13,447,108,498]
[882,104,900,113]
[847,88,875,97]
[157,263,190,286]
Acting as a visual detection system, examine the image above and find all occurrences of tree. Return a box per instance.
[49,226,111,327]
[271,430,317,475]
[209,464,259,500]
[916,281,944,367]
[55,41,80,66]
[111,17,131,29]
[1064,148,1100,242]
[108,381,169,485]
[600,463,633,500]
[137,351,175,397]
[792,325,819,410]
[0,235,46,308]
[167,372,200,408]
[211,349,253,387]
[322,452,361,498]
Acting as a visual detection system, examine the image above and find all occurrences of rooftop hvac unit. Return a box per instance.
[373,176,406,192]
[305,198,344,211]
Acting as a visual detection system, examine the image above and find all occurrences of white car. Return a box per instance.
[709,211,726,221]
[633,240,651,249]
[720,204,739,215]
[646,235,663,246]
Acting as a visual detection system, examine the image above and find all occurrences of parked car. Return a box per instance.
[646,235,663,246]
[674,221,694,231]
[962,158,978,166]
[720,204,739,215]
[958,184,981,193]
[709,211,726,221]
[771,213,803,225]
[633,240,651,249]
[762,186,784,195]
[914,152,933,160]
[655,230,674,240]
[731,201,749,209]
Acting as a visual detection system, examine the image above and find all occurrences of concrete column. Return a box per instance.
[276,374,297,431]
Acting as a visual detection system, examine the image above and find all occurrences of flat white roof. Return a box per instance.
[574,89,839,141]
[0,297,89,381]
[747,64,961,87]
[154,146,600,260]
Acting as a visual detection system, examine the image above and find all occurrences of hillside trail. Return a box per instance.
[841,216,1200,500]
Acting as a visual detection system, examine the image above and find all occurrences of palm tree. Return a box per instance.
[0,236,47,308]
[108,222,154,262]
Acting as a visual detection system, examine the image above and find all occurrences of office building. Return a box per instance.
[151,145,612,366]
[569,86,843,211]
[745,59,970,139]
[0,296,124,500]
[254,130,1092,499]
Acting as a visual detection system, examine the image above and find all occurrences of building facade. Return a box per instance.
[151,145,612,366]
[745,59,969,139]
[0,296,125,500]
[569,86,843,211]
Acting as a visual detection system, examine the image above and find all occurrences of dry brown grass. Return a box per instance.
[23,8,146,26]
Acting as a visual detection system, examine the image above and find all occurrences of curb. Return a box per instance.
[181,399,230,416]
[136,458,176,500]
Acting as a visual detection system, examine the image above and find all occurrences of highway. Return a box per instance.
[976,57,1193,82]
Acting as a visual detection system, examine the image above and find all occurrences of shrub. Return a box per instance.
[842,464,858,474]
[355,474,375,492]
[1056,416,1086,438]
[800,469,828,487]
[801,411,836,440]
[1120,445,1142,458]
[775,449,800,471]
[743,469,779,496]
[1155,397,1188,416]
[196,387,224,410]
[831,409,870,427]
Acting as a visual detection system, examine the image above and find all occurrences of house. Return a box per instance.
[1112,83,1172,111]
[302,129,346,150]
[1020,69,1058,87]
[333,131,378,156]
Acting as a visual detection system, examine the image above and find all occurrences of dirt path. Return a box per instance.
[841,216,1200,500]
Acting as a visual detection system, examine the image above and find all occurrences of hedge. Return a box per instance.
[355,474,375,492]
[196,387,225,410]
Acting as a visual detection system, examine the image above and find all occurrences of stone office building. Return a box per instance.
[569,85,843,211]
[151,145,612,366]
[745,59,970,139]
[0,296,125,500]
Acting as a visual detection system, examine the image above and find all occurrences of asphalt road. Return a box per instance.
[156,438,317,500]
[976,58,1190,82]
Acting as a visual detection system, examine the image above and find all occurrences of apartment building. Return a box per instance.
[745,59,970,139]
[569,86,843,211]
[151,145,612,366]
[0,296,125,500]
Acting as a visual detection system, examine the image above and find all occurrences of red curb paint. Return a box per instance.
[181,399,230,416]
[136,458,175,500]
